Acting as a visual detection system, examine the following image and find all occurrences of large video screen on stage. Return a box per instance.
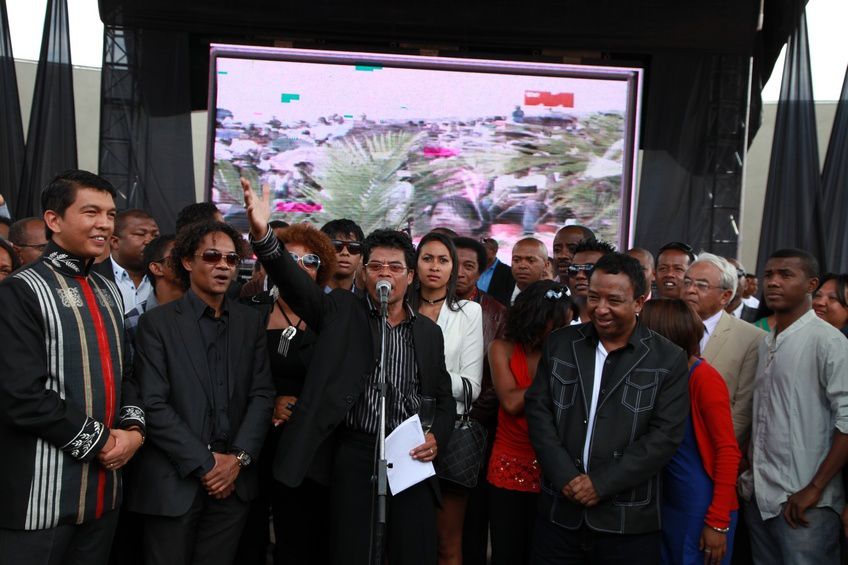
[206,46,642,255]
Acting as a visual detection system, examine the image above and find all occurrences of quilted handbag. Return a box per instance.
[434,377,488,488]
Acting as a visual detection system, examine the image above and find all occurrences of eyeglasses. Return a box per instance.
[152,255,171,265]
[736,268,746,279]
[196,249,241,267]
[365,261,408,274]
[17,243,48,250]
[331,240,363,255]
[567,263,594,277]
[545,287,571,300]
[683,278,726,292]
[290,252,321,270]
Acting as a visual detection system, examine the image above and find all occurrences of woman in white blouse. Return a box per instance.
[415,231,485,565]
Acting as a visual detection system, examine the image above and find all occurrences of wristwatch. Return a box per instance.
[235,451,252,468]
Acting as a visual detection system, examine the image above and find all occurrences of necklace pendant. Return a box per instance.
[277,325,297,357]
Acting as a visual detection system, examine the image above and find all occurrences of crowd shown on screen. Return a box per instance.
[1,173,848,565]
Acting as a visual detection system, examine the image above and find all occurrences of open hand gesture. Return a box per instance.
[241,177,272,240]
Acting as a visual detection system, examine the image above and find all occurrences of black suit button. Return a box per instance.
[600,389,606,396]
[345,395,354,404]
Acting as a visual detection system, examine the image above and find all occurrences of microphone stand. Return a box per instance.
[369,291,390,565]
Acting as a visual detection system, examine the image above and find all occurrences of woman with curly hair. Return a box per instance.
[487,280,573,565]
[640,298,740,565]
[237,223,337,565]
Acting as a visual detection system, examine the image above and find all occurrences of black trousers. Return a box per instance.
[142,486,250,565]
[530,515,661,565]
[0,509,119,565]
[489,485,538,565]
[330,430,438,565]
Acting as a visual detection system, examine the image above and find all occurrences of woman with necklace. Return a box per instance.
[237,223,337,565]
[414,231,485,565]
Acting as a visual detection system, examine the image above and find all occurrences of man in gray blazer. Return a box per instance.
[684,253,765,447]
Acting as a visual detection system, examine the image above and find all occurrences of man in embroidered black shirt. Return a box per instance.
[243,180,456,565]
[0,170,145,565]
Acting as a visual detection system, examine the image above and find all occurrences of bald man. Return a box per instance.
[552,224,594,282]
[626,247,655,300]
[510,237,550,304]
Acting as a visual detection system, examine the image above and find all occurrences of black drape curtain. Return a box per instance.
[17,0,77,218]
[99,27,195,231]
[0,0,24,219]
[820,66,848,273]
[633,54,716,254]
[755,9,826,276]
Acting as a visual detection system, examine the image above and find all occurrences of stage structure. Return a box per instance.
[206,46,641,256]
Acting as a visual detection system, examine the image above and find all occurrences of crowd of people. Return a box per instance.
[0,171,846,565]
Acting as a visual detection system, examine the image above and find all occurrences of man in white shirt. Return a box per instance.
[683,253,765,447]
[739,248,848,565]
[93,209,159,313]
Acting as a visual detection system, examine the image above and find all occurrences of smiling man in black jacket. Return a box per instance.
[526,252,689,564]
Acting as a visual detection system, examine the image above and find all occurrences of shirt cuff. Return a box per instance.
[61,417,109,462]
[250,226,283,260]
[119,405,146,433]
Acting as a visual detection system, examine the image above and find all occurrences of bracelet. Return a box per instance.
[706,524,730,534]
[126,426,145,447]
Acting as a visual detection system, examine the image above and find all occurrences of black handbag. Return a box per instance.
[434,377,488,488]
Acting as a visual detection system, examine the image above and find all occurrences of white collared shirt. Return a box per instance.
[582,341,608,471]
[700,309,723,354]
[110,256,152,314]
[510,283,521,305]
[731,302,744,319]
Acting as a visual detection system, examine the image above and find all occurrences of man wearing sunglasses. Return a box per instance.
[126,220,274,565]
[243,180,455,565]
[567,238,616,323]
[321,218,365,296]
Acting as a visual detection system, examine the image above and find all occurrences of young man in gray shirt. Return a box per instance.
[740,248,848,565]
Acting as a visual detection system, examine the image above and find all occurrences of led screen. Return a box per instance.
[207,46,641,257]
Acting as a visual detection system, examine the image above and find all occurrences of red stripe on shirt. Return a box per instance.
[79,278,116,519]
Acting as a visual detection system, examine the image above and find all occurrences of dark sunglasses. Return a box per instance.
[567,263,595,277]
[290,252,321,270]
[331,240,363,255]
[196,249,241,267]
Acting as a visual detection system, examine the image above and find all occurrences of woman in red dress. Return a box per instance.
[487,280,573,565]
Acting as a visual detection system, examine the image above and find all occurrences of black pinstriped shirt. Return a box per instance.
[344,297,421,435]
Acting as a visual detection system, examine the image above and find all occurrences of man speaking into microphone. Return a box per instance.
[242,180,455,565]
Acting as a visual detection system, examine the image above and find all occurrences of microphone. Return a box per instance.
[376,280,391,310]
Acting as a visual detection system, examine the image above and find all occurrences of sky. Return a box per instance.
[6,0,848,101]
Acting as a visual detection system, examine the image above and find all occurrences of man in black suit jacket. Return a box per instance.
[243,181,455,565]
[126,221,274,565]
[526,253,689,564]
[479,236,515,307]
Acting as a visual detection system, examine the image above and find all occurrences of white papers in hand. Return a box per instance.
[385,414,435,495]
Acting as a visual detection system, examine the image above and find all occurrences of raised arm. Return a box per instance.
[242,177,330,330]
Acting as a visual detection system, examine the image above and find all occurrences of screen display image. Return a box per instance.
[207,47,642,257]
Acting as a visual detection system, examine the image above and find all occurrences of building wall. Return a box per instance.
[12,60,841,268]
